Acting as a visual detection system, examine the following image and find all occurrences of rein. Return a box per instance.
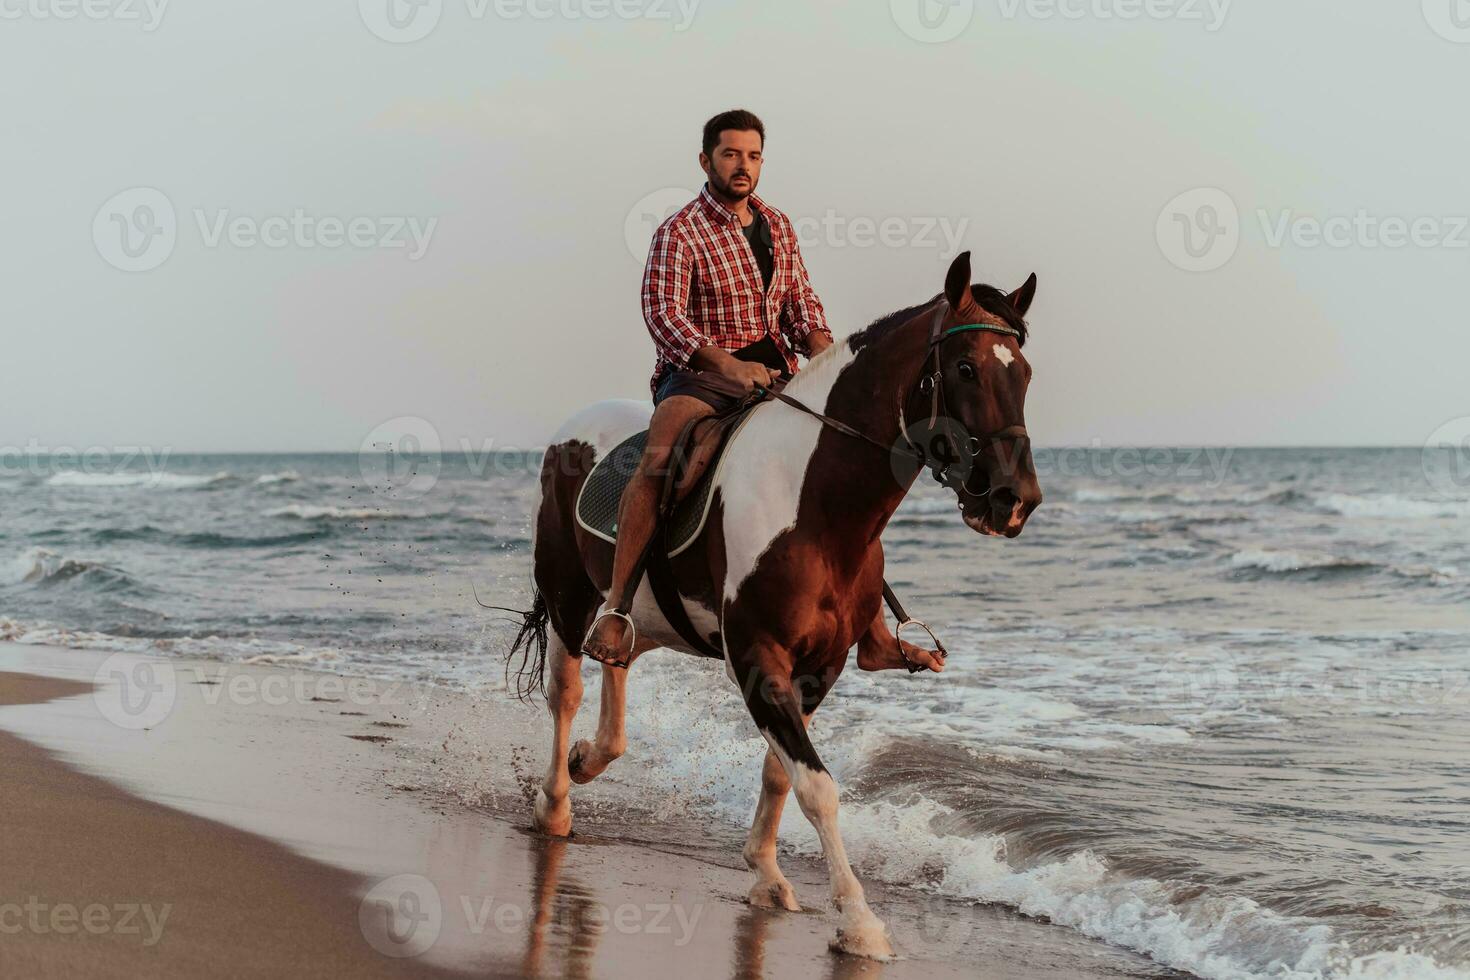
[756,303,1028,490]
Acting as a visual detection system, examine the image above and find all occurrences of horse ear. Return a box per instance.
[1008,273,1038,316]
[944,251,972,312]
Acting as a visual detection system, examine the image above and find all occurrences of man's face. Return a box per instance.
[700,129,763,203]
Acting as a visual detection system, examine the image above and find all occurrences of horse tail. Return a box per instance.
[473,581,550,703]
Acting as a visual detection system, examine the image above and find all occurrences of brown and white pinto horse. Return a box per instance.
[513,252,1042,959]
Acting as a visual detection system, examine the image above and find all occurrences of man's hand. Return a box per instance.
[806,332,833,358]
[689,346,781,392]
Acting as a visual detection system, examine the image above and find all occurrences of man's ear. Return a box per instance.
[1007,273,1038,316]
[944,251,972,312]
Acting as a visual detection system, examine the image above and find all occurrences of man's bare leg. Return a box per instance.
[582,393,715,666]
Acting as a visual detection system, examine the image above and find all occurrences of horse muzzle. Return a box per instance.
[964,482,1041,538]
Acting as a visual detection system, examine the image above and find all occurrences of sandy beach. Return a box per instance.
[0,642,1180,979]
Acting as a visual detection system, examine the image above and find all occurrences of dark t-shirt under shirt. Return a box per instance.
[741,209,775,293]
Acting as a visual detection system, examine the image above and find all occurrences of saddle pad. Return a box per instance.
[574,412,754,557]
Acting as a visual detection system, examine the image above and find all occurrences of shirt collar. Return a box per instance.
[698,183,768,228]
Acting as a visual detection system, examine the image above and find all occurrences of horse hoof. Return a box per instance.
[533,788,572,837]
[568,740,602,785]
[829,910,894,960]
[747,878,801,912]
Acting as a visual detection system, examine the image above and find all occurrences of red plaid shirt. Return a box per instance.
[641,185,832,394]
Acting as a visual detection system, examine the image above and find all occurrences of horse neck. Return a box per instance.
[775,310,936,539]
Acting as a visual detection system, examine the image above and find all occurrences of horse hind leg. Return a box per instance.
[533,631,580,836]
[743,746,801,911]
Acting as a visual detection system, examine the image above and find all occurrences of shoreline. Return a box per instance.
[0,643,1182,978]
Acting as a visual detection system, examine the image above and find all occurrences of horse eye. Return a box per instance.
[957,360,977,381]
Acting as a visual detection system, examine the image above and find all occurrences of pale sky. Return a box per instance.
[2,0,1466,452]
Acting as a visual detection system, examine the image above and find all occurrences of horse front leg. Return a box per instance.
[533,632,580,836]
[734,654,893,959]
[743,746,801,911]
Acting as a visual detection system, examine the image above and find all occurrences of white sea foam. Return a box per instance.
[263,504,405,520]
[1229,549,1456,583]
[255,471,301,485]
[46,471,233,490]
[603,659,1466,980]
[1314,493,1470,520]
[0,616,342,666]
[5,547,114,586]
[1230,549,1358,574]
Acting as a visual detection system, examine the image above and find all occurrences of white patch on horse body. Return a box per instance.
[715,342,859,606]
[992,343,1014,367]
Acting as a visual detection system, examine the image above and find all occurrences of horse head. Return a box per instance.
[905,251,1043,538]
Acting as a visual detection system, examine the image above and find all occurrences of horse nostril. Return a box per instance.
[990,486,1019,514]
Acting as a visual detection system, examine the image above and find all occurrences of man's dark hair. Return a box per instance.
[702,109,765,157]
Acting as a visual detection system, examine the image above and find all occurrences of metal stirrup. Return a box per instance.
[893,617,947,673]
[586,608,636,659]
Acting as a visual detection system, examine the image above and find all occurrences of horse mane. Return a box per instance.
[845,286,1029,355]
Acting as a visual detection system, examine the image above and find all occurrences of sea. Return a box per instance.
[1,445,1466,980]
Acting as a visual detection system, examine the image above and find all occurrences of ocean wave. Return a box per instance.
[46,471,235,490]
[607,661,1462,980]
[1228,549,1457,584]
[1314,493,1470,520]
[4,547,137,591]
[91,525,328,549]
[806,796,1468,980]
[0,616,342,665]
[263,504,413,521]
[255,470,301,485]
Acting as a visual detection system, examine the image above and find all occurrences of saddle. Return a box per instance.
[573,408,758,557]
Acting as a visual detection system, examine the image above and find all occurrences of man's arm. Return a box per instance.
[641,224,708,370]
[777,233,834,358]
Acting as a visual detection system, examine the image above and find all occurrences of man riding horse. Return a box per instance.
[582,109,945,671]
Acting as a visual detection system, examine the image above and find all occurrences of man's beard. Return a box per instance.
[709,169,756,203]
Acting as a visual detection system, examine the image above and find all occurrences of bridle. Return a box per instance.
[752,300,1030,672]
[757,300,1029,499]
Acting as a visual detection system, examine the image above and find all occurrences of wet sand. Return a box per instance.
[0,644,1183,979]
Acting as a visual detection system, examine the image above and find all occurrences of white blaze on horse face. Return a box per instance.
[716,342,858,605]
[992,343,1014,367]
